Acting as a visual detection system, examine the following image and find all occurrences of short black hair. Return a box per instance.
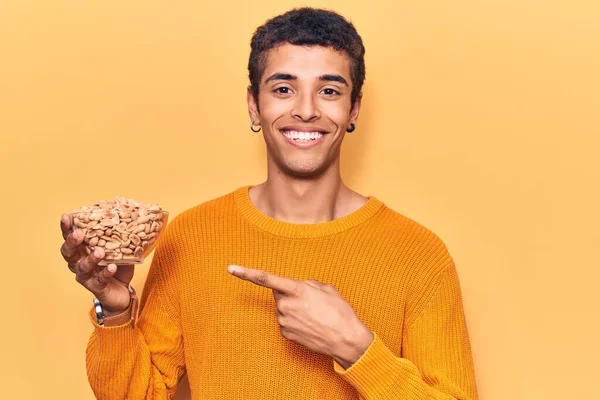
[248,7,366,110]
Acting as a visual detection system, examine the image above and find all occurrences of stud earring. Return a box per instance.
[346,123,356,133]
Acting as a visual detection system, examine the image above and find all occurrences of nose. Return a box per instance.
[291,92,321,122]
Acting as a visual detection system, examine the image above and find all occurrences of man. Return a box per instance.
[60,7,478,399]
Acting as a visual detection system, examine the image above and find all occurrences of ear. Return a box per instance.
[349,94,362,124]
[247,86,260,124]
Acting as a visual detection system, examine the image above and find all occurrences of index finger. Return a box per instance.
[60,214,72,240]
[228,265,299,295]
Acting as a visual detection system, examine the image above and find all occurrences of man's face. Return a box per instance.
[248,44,361,179]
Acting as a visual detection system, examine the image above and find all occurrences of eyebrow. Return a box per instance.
[319,74,348,85]
[264,72,348,86]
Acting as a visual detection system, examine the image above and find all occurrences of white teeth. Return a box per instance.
[281,130,325,141]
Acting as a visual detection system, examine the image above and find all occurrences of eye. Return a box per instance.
[321,88,340,96]
[274,87,293,95]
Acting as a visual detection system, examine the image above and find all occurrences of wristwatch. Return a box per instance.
[93,285,139,327]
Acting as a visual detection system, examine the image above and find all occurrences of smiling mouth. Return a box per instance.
[279,129,327,141]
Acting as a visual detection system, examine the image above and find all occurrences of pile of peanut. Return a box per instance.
[71,197,167,262]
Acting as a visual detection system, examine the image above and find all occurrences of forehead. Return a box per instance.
[262,43,351,82]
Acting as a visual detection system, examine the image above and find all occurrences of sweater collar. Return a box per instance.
[234,185,384,238]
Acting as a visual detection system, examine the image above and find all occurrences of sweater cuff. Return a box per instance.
[88,307,138,360]
[333,332,402,397]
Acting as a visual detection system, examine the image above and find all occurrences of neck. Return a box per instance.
[249,161,368,224]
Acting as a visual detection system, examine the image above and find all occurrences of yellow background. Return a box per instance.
[1,1,598,399]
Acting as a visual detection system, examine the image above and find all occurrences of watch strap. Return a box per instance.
[96,285,139,328]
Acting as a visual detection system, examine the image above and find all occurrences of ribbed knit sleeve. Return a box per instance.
[333,263,478,400]
[85,246,186,400]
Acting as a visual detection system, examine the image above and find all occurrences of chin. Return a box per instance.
[279,157,331,179]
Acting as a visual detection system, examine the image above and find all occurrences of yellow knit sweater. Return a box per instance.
[86,186,478,399]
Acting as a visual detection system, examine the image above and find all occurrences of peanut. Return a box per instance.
[74,218,87,229]
[132,224,145,234]
[105,241,120,250]
[134,246,144,257]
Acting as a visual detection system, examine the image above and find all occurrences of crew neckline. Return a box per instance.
[233,185,384,238]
